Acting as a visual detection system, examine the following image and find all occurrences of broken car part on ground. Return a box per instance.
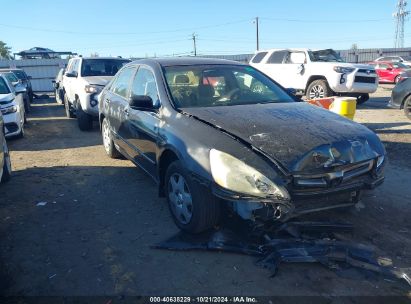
[155,219,411,289]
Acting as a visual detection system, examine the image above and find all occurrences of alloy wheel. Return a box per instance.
[168,173,193,224]
[309,85,325,99]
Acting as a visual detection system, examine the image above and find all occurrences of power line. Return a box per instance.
[260,17,391,23]
[0,18,252,36]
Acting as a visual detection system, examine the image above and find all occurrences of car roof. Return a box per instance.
[71,56,130,60]
[130,57,245,67]
[0,68,24,72]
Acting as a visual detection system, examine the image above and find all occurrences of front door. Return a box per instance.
[125,66,160,179]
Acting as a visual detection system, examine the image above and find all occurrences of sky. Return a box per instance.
[0,0,407,58]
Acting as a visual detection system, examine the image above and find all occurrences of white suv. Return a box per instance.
[250,48,378,104]
[62,57,130,130]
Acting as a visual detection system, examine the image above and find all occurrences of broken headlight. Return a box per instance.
[209,149,289,199]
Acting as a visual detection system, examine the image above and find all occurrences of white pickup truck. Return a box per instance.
[250,48,378,104]
[62,57,130,130]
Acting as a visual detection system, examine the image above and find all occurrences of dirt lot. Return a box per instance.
[1,86,411,298]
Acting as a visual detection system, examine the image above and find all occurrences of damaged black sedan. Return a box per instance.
[98,58,385,233]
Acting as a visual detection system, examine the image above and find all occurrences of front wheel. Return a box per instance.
[306,79,332,99]
[1,139,12,183]
[404,95,411,120]
[356,94,369,105]
[102,118,121,158]
[165,160,220,233]
[76,104,93,131]
[64,95,75,118]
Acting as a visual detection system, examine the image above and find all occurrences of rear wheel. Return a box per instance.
[64,95,75,118]
[1,139,12,183]
[395,75,401,84]
[165,160,220,233]
[102,118,121,158]
[404,95,411,120]
[76,104,93,131]
[306,79,332,99]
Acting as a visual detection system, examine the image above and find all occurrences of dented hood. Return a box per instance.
[183,103,385,172]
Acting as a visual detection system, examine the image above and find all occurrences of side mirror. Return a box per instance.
[27,76,32,80]
[15,84,27,94]
[286,88,297,96]
[65,72,77,78]
[128,95,155,110]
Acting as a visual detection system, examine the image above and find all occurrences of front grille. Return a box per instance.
[292,191,357,213]
[358,69,376,74]
[355,76,376,83]
[5,122,18,133]
[293,160,374,190]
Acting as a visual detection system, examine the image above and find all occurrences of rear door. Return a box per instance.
[257,50,288,87]
[124,66,161,179]
[104,66,137,156]
[281,51,307,89]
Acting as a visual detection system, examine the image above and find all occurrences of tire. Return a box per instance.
[76,104,93,131]
[1,139,12,183]
[55,89,61,104]
[306,79,332,99]
[395,75,401,84]
[16,124,24,139]
[404,95,411,120]
[24,98,31,113]
[101,118,121,158]
[356,94,369,105]
[165,160,220,233]
[64,95,75,118]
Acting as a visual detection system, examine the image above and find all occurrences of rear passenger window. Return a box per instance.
[267,51,287,64]
[251,52,268,63]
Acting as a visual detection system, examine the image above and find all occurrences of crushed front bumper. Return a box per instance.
[212,172,384,222]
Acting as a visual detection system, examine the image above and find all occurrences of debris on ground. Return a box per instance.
[154,218,411,288]
[36,201,47,207]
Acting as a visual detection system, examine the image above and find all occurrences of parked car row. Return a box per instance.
[0,72,28,138]
[0,111,12,184]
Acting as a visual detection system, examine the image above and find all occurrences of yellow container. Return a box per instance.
[329,97,357,120]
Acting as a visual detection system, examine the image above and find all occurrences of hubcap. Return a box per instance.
[405,100,411,115]
[309,85,325,99]
[102,121,111,153]
[168,173,193,224]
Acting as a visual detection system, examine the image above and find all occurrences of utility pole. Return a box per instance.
[192,33,197,56]
[255,17,260,51]
[393,0,410,48]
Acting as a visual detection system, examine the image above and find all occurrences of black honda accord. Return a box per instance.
[98,58,385,233]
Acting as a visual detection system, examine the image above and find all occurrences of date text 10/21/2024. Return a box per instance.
[149,297,258,303]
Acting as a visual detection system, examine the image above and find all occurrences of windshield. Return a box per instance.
[11,70,27,80]
[81,59,130,77]
[0,77,10,94]
[164,65,294,108]
[4,72,18,83]
[308,49,344,62]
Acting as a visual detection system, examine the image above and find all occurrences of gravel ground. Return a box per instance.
[0,86,410,298]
